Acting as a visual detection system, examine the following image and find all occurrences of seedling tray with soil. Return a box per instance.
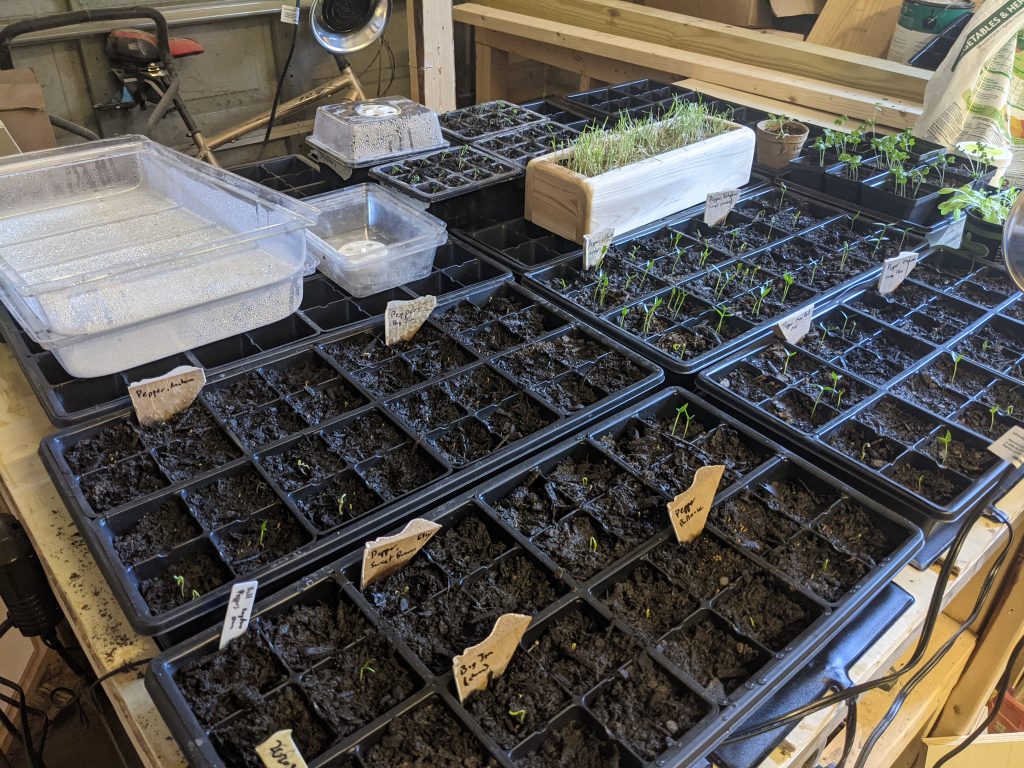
[698,248,1021,561]
[1,240,511,427]
[146,387,921,768]
[370,145,522,202]
[473,122,580,168]
[39,282,662,640]
[522,183,923,375]
[519,98,600,132]
[439,101,548,143]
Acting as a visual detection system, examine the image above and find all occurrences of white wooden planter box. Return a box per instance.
[524,121,755,243]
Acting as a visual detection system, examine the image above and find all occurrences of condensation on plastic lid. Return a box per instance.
[355,103,401,118]
[337,239,389,264]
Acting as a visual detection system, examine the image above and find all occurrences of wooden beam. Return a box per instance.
[455,5,921,128]
[471,0,928,103]
[475,43,509,101]
[808,0,904,58]
[407,0,457,111]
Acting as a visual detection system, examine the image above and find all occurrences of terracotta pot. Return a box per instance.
[755,120,809,170]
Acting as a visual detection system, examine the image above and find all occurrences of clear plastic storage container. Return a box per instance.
[305,184,447,297]
[0,136,318,377]
[306,97,447,169]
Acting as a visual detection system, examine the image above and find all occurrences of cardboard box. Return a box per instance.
[0,69,56,154]
[639,0,774,28]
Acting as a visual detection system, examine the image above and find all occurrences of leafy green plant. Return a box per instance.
[781,272,795,303]
[811,134,830,167]
[713,304,733,335]
[753,281,773,318]
[930,154,955,187]
[838,152,863,181]
[938,184,1020,225]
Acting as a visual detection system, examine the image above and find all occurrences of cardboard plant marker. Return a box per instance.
[453,613,532,702]
[127,365,206,427]
[583,228,614,270]
[385,295,437,346]
[704,189,740,226]
[361,518,443,589]
[219,580,258,650]
[668,464,726,543]
[988,425,1024,468]
[877,251,919,295]
[255,729,307,768]
[774,304,814,344]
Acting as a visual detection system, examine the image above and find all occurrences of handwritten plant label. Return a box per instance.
[385,296,437,345]
[256,729,307,768]
[128,365,206,426]
[668,465,725,543]
[583,228,614,270]
[988,425,1024,468]
[453,613,532,702]
[360,518,443,589]
[704,189,740,226]
[878,251,919,295]
[219,580,258,650]
[774,304,814,344]
[279,4,299,24]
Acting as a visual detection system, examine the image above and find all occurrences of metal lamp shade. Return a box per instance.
[311,0,392,54]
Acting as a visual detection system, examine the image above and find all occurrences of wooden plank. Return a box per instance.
[475,43,509,101]
[807,0,904,58]
[679,78,861,131]
[455,4,921,128]
[0,345,186,768]
[407,0,456,111]
[472,0,928,103]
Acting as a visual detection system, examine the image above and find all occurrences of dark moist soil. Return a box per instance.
[323,331,394,370]
[287,379,365,425]
[924,433,997,476]
[64,421,144,475]
[260,435,343,492]
[920,354,992,398]
[138,549,232,614]
[757,476,838,524]
[294,474,381,532]
[440,367,516,410]
[690,425,772,482]
[716,571,816,651]
[712,489,802,554]
[424,513,509,579]
[826,421,904,470]
[857,397,936,446]
[957,402,1018,440]
[494,346,570,386]
[324,411,408,463]
[213,686,331,768]
[112,499,201,565]
[261,356,337,395]
[546,453,619,505]
[135,403,219,450]
[352,357,424,397]
[153,428,242,483]
[464,652,568,749]
[526,607,637,696]
[661,615,766,701]
[78,454,168,513]
[217,505,310,576]
[460,322,523,354]
[365,557,447,617]
[887,458,968,504]
[489,470,574,535]
[817,500,891,565]
[591,652,708,760]
[584,352,646,392]
[360,448,442,500]
[768,532,868,602]
[430,418,501,466]
[718,365,785,403]
[406,338,476,378]
[186,468,277,530]
[301,636,416,737]
[647,534,748,601]
[389,385,464,432]
[502,306,552,340]
[227,404,305,448]
[176,626,285,728]
[520,716,625,768]
[484,393,552,442]
[361,700,498,768]
[534,512,625,580]
[535,373,605,412]
[892,373,965,416]
[202,372,277,419]
[583,474,663,544]
[602,563,697,639]
[264,595,371,671]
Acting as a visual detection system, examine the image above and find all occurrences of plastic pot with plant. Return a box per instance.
[938,183,1021,262]
[755,113,809,170]
[823,152,879,204]
[861,165,943,224]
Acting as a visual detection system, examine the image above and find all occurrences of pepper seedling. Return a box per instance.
[811,384,833,418]
[358,658,377,682]
[258,519,269,548]
[990,404,1000,432]
[589,536,599,552]
[191,589,201,600]
[950,352,964,384]
[173,574,185,598]
[839,241,851,273]
[509,709,527,724]
[672,403,694,439]
[753,281,773,318]
[698,243,712,269]
[713,304,734,335]
[781,272,795,303]
[782,349,798,376]
[639,259,654,290]
[337,493,349,515]
[619,306,629,328]
[937,429,953,467]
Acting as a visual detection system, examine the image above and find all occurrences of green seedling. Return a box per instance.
[589,536,599,552]
[672,342,688,359]
[629,244,640,262]
[559,278,568,290]
[509,709,527,724]
[619,306,629,328]
[624,273,635,292]
[781,272,795,303]
[860,442,871,463]
[337,493,350,515]
[917,474,925,495]
[792,210,803,229]
[295,458,310,471]
[840,312,851,334]
[990,404,1000,432]
[950,352,964,384]
[173,574,185,598]
[258,519,269,548]
[358,658,377,682]
[699,243,712,268]
[812,135,829,166]
[871,223,890,258]
[809,261,820,285]
[849,211,861,233]
[834,388,845,411]
[822,557,830,572]
[937,429,953,467]
[838,152,863,181]
[713,304,734,335]
[672,403,695,439]
[753,281,773,318]
[191,589,201,600]
[644,607,652,620]
[783,350,798,376]
[982,339,991,353]
[778,182,788,209]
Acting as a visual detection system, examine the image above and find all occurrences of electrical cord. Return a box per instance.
[258,0,302,160]
[0,675,41,768]
[932,630,1024,767]
[835,696,858,768]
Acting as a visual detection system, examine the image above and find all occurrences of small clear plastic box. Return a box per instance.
[305,184,447,298]
[0,136,318,378]
[307,97,447,168]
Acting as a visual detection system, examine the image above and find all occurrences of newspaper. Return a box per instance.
[915,0,1024,184]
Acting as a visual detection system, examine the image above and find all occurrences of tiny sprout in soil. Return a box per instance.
[990,405,1000,432]
[699,244,712,268]
[753,281,773,318]
[672,403,695,439]
[640,259,654,290]
[337,493,350,515]
[840,242,850,272]
[950,352,964,384]
[358,658,377,683]
[258,519,268,548]
[714,304,734,334]
[173,574,185,597]
[937,429,953,467]
[783,350,798,376]
[781,272,795,303]
[589,536,599,552]
[619,306,629,328]
[191,589,201,601]
[509,709,527,724]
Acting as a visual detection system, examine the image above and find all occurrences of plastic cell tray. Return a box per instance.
[370,145,522,203]
[472,122,580,168]
[1,240,512,426]
[519,98,600,131]
[697,248,1022,560]
[562,79,696,121]
[520,183,926,377]
[39,281,664,639]
[228,155,347,200]
[438,100,548,143]
[145,387,922,768]
[0,136,318,378]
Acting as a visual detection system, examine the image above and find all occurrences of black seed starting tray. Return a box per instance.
[473,122,580,168]
[0,241,512,427]
[370,145,522,202]
[519,98,600,132]
[439,100,548,143]
[146,387,921,768]
[229,155,346,200]
[39,282,662,639]
[521,183,925,376]
[698,248,1022,560]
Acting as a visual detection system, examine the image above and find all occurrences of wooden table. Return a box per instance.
[0,331,1020,768]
